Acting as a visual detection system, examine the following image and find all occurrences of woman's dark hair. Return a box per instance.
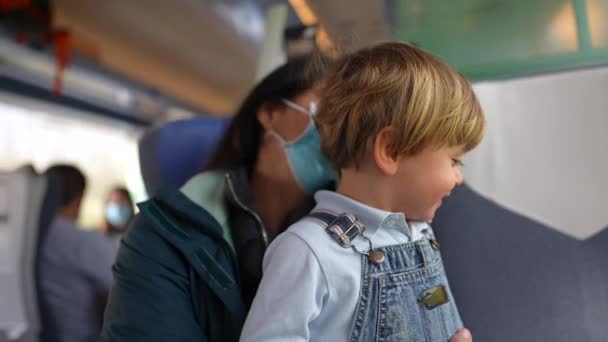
[205,55,326,174]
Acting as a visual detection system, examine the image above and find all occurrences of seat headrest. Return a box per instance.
[138,117,230,196]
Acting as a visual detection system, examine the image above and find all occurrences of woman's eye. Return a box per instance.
[452,159,464,167]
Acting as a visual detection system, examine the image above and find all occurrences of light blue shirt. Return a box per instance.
[240,190,432,342]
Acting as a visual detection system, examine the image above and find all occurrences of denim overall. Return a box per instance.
[308,211,463,342]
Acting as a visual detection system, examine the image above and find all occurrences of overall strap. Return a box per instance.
[307,211,366,248]
[307,211,387,264]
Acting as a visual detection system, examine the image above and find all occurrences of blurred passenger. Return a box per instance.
[40,165,115,342]
[102,56,337,342]
[100,186,134,249]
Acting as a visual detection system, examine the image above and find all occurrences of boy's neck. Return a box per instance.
[337,168,397,213]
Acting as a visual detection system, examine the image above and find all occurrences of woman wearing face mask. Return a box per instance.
[101,186,134,248]
[101,56,336,342]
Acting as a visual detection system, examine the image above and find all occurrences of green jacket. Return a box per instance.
[102,173,252,342]
[101,169,281,341]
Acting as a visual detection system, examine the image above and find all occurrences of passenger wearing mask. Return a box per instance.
[39,165,115,342]
[101,186,134,249]
[101,56,337,342]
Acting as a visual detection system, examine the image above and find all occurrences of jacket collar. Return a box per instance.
[224,167,270,247]
[224,168,255,211]
[151,186,226,241]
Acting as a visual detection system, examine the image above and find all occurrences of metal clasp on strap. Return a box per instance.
[308,211,385,265]
[326,213,365,248]
[421,227,440,250]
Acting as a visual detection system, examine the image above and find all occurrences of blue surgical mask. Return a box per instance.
[104,203,133,228]
[269,99,339,193]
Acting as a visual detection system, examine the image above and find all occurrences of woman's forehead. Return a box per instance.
[107,191,130,202]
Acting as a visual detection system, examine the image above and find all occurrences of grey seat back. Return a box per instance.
[0,168,46,342]
[433,184,608,342]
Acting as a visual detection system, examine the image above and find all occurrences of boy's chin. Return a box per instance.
[420,213,435,222]
[404,204,439,222]
[421,207,440,222]
[409,210,435,222]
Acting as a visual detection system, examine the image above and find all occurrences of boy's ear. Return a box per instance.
[373,127,400,176]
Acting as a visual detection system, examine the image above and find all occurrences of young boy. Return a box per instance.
[240,42,485,342]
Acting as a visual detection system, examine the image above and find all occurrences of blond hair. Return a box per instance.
[315,41,485,170]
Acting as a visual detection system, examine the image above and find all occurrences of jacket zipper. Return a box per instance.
[225,173,269,247]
